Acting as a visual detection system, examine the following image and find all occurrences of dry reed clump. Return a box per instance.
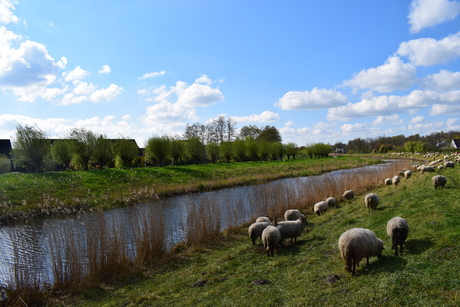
[185,195,222,247]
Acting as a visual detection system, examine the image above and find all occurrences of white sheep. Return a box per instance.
[444,161,455,168]
[392,175,401,186]
[284,209,304,221]
[404,170,412,179]
[386,217,409,256]
[325,197,337,208]
[255,216,271,224]
[342,190,354,200]
[432,175,447,190]
[261,225,281,256]
[364,193,380,212]
[314,201,329,216]
[248,222,270,245]
[276,216,308,246]
[384,178,392,186]
[338,228,384,275]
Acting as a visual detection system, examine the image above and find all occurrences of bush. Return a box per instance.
[0,155,11,174]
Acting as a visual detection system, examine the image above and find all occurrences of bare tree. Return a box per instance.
[226,117,237,142]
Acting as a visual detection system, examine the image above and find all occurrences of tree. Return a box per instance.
[270,142,283,161]
[51,139,73,169]
[184,123,207,143]
[112,138,139,168]
[284,143,297,160]
[239,125,261,140]
[256,125,282,143]
[258,141,271,161]
[145,135,171,167]
[67,127,97,170]
[185,137,206,164]
[305,143,332,158]
[219,141,233,163]
[226,117,237,142]
[206,142,220,163]
[92,134,113,169]
[246,140,259,161]
[170,136,185,165]
[12,124,50,172]
[233,139,246,162]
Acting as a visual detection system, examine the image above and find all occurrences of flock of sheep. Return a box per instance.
[247,155,456,274]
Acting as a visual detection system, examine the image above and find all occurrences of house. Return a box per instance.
[0,139,12,158]
[452,139,460,149]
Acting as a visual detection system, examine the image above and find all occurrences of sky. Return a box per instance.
[1,0,460,147]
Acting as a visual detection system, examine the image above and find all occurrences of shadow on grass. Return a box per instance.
[355,255,407,276]
[405,238,435,255]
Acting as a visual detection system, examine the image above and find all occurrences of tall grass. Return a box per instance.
[2,160,413,305]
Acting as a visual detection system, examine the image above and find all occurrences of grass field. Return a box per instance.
[61,163,460,306]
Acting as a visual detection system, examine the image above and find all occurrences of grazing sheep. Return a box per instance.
[364,193,380,212]
[398,170,405,177]
[384,178,392,186]
[255,216,271,224]
[432,175,447,190]
[444,161,455,168]
[404,170,412,179]
[326,197,337,208]
[338,228,384,274]
[248,222,270,245]
[392,176,401,186]
[421,166,435,173]
[314,201,329,216]
[261,226,281,256]
[386,217,409,256]
[284,209,304,221]
[342,190,354,200]
[276,216,308,245]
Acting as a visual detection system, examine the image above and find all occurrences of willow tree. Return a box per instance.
[12,124,50,172]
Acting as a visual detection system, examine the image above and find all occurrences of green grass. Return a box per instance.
[0,156,377,220]
[67,166,460,307]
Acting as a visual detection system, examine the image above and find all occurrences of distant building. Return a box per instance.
[0,139,12,158]
[452,139,460,149]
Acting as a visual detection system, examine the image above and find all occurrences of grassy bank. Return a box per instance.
[0,156,377,223]
[65,165,460,307]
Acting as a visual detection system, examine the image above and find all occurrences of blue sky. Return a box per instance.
[1,0,460,147]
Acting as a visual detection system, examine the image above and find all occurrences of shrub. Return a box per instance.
[0,155,11,174]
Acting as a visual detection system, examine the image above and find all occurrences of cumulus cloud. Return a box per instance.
[139,70,166,80]
[372,114,404,126]
[63,66,89,82]
[409,115,427,124]
[0,0,19,24]
[397,32,460,66]
[430,103,460,115]
[275,87,347,110]
[343,57,416,93]
[327,90,447,121]
[99,65,111,74]
[340,122,380,137]
[422,70,460,91]
[232,111,280,123]
[408,0,460,33]
[140,76,224,125]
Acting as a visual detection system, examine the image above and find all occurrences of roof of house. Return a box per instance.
[452,139,460,148]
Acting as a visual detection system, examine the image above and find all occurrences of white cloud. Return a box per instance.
[343,57,416,93]
[422,70,460,91]
[140,76,224,126]
[0,0,19,24]
[372,114,404,126]
[340,122,379,136]
[122,114,131,121]
[232,111,280,123]
[327,90,448,121]
[409,115,426,124]
[430,103,460,115]
[99,65,111,74]
[139,70,166,80]
[195,74,213,85]
[397,32,460,66]
[275,87,347,110]
[89,84,122,102]
[408,0,460,33]
[63,66,89,82]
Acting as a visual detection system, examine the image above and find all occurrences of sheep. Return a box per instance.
[342,190,354,200]
[386,217,409,256]
[255,216,271,224]
[338,228,384,275]
[325,197,337,208]
[248,222,270,245]
[404,170,412,179]
[364,193,380,212]
[421,166,435,173]
[432,175,447,190]
[384,178,392,186]
[392,175,401,186]
[261,225,281,256]
[276,216,308,246]
[284,209,304,221]
[398,170,405,177]
[314,201,328,216]
[444,161,455,168]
